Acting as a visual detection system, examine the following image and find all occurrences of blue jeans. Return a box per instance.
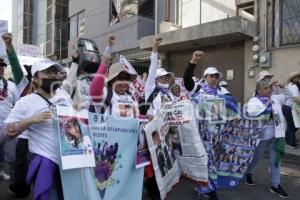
[247,138,280,187]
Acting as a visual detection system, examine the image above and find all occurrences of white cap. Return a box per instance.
[31,58,63,76]
[219,81,228,87]
[155,68,174,78]
[203,67,223,78]
[257,70,273,81]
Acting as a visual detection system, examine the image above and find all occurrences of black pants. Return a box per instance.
[9,138,31,197]
[144,176,161,200]
[282,105,298,145]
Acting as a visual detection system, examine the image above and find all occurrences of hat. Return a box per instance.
[257,70,273,81]
[219,81,228,87]
[106,62,137,83]
[31,58,64,76]
[155,68,174,78]
[287,71,300,83]
[203,67,223,78]
[0,58,7,67]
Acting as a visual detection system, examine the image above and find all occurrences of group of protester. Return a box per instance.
[0,32,299,200]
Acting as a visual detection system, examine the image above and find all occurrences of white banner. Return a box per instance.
[144,100,208,199]
[17,43,43,57]
[0,20,8,64]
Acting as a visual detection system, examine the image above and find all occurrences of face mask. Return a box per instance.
[157,82,169,89]
[41,78,61,93]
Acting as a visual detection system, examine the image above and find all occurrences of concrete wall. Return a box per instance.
[243,0,300,102]
[201,0,236,24]
[68,0,154,58]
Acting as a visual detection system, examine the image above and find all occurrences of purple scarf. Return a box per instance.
[200,81,218,95]
[27,155,61,200]
[256,95,271,105]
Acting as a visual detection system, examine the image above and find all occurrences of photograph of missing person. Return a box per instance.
[207,98,226,124]
[166,127,182,156]
[60,117,93,156]
[118,104,137,117]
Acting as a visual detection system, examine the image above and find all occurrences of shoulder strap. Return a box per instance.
[35,92,54,107]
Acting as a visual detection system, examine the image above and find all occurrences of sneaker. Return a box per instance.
[245,173,255,186]
[0,170,10,181]
[270,185,289,199]
[286,144,297,149]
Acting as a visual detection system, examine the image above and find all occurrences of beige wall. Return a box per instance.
[244,44,300,103]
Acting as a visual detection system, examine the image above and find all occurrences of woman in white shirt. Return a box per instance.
[3,59,72,199]
[282,72,300,149]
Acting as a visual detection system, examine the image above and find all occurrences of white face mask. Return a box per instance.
[157,82,169,89]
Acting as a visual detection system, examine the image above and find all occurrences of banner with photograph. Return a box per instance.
[89,113,144,200]
[195,94,264,193]
[292,103,300,128]
[56,106,95,170]
[136,119,151,168]
[144,100,208,199]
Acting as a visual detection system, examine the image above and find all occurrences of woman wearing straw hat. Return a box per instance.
[89,57,138,117]
[282,72,300,149]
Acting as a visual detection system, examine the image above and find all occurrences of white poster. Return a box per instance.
[0,20,8,64]
[55,106,96,170]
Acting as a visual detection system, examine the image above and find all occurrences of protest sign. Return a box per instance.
[56,106,95,170]
[17,43,43,57]
[144,100,208,199]
[292,103,300,128]
[89,113,144,200]
[136,119,151,168]
[0,20,8,64]
[120,55,144,101]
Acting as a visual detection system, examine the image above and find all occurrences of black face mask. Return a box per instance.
[41,78,61,93]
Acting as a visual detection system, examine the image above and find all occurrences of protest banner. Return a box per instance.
[0,20,8,64]
[89,113,144,200]
[292,103,300,128]
[136,119,151,168]
[120,55,144,101]
[144,100,208,199]
[17,43,43,57]
[194,94,264,193]
[55,106,95,170]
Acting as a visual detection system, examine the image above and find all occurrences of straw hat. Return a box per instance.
[287,71,300,83]
[106,62,137,83]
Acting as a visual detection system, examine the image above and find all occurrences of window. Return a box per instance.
[138,0,154,19]
[269,0,300,47]
[110,0,138,26]
[281,0,300,45]
[69,10,85,38]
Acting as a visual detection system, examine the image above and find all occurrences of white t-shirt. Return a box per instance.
[4,92,72,164]
[147,91,172,117]
[93,87,139,118]
[284,83,300,107]
[0,79,18,124]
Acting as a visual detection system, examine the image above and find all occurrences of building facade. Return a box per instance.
[12,0,69,60]
[140,0,300,104]
[68,0,155,73]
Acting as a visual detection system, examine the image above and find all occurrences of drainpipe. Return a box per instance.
[155,0,158,35]
[264,0,268,51]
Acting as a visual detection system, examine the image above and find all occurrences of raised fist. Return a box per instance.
[153,37,163,47]
[107,35,115,46]
[191,51,205,64]
[2,33,13,48]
